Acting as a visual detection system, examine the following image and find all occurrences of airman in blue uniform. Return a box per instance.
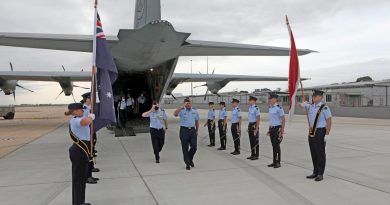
[204,102,216,147]
[267,93,285,168]
[299,90,333,182]
[247,96,260,160]
[230,98,242,155]
[66,102,94,205]
[173,98,200,170]
[142,101,168,163]
[81,92,99,185]
[217,102,228,150]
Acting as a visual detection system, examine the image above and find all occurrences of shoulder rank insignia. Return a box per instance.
[324,106,328,110]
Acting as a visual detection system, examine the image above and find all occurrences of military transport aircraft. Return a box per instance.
[0,0,314,104]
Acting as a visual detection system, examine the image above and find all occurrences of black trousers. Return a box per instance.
[119,109,127,127]
[248,123,259,157]
[231,123,240,151]
[308,128,327,175]
[69,144,89,205]
[269,126,281,163]
[218,120,227,148]
[150,128,165,160]
[207,120,216,146]
[179,127,197,165]
[81,140,93,178]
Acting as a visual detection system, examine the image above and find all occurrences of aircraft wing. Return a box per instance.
[179,40,316,56]
[0,33,118,52]
[171,73,292,82]
[0,71,91,81]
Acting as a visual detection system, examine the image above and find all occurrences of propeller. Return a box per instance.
[171,94,177,100]
[8,62,34,101]
[74,85,89,89]
[193,83,207,88]
[212,68,215,74]
[55,90,64,100]
[71,93,76,103]
[62,65,66,71]
[203,89,209,101]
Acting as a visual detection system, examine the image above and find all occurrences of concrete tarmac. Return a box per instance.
[1,109,390,205]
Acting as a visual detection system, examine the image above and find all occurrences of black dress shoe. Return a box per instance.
[306,174,317,179]
[156,159,160,163]
[231,151,240,155]
[86,177,97,184]
[250,156,259,160]
[186,165,191,170]
[267,163,276,167]
[273,163,281,168]
[208,144,213,147]
[91,176,99,181]
[91,168,100,172]
[189,161,195,167]
[247,156,254,160]
[315,175,323,181]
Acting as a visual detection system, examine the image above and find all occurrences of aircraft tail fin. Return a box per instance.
[134,0,161,29]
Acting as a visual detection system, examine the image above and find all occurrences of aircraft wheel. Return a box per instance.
[4,112,15,120]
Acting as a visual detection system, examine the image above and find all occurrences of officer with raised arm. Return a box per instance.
[173,98,200,170]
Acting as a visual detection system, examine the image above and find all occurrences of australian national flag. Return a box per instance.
[93,12,118,133]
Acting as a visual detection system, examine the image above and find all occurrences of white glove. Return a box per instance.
[88,113,96,120]
[324,135,330,142]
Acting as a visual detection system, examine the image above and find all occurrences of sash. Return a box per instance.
[69,124,93,161]
[309,104,326,137]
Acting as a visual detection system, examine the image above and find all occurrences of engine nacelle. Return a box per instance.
[0,79,17,95]
[58,80,74,96]
[206,81,229,94]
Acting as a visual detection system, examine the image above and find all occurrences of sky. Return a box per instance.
[0,0,389,105]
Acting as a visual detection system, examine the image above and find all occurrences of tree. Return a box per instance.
[356,76,373,82]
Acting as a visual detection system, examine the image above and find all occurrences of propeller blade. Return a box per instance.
[55,90,64,100]
[13,92,16,101]
[193,84,207,88]
[74,85,90,89]
[9,62,14,72]
[204,89,208,101]
[212,68,215,74]
[198,71,202,74]
[16,84,34,92]
[216,93,221,97]
[62,65,66,71]
[71,93,76,103]
[171,94,177,100]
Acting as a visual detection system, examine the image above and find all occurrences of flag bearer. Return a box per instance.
[299,90,332,182]
[65,103,94,205]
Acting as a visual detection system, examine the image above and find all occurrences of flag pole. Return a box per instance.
[89,0,98,159]
[286,15,310,130]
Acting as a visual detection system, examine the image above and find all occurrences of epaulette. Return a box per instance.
[324,106,328,110]
[237,107,240,111]
[277,105,282,109]
[83,106,87,109]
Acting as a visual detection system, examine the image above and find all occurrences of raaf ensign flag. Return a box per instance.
[93,12,118,132]
[286,16,300,121]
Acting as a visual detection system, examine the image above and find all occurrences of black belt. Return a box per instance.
[151,127,164,130]
[218,119,224,121]
[181,126,195,129]
[232,122,239,125]
[269,125,281,129]
[316,127,326,130]
[249,122,256,124]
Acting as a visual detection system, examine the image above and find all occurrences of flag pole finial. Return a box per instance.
[94,0,98,8]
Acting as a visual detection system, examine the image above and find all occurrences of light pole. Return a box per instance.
[190,59,193,96]
[206,56,209,74]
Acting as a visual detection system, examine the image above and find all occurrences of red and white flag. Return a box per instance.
[286,16,301,121]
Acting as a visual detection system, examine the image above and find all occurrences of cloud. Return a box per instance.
[1,0,390,104]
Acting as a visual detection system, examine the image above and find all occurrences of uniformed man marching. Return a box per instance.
[142,101,168,163]
[217,102,228,150]
[65,103,94,205]
[230,98,242,155]
[173,98,200,170]
[247,96,260,160]
[299,90,332,182]
[267,93,285,168]
[204,102,216,147]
